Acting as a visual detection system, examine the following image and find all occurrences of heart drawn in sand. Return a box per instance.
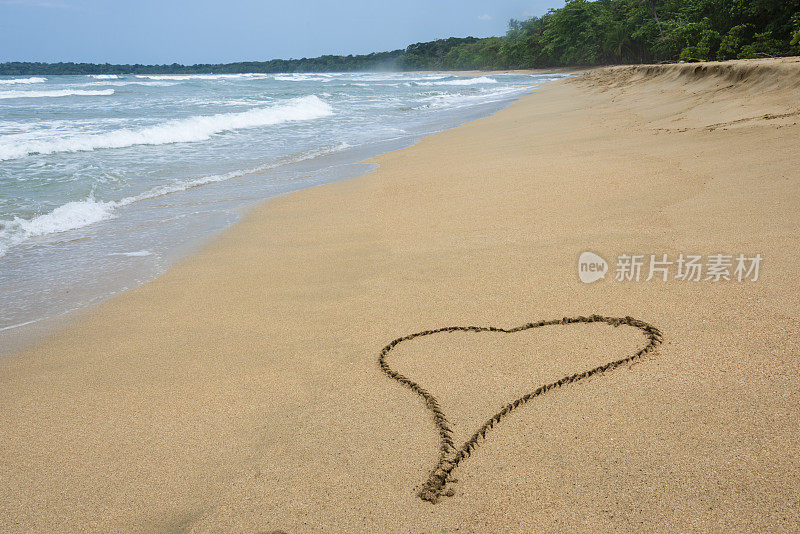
[378,314,662,504]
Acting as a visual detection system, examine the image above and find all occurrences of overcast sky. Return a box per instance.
[0,0,563,64]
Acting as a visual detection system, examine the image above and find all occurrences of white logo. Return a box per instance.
[578,252,608,283]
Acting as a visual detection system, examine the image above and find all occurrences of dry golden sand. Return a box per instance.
[1,58,799,532]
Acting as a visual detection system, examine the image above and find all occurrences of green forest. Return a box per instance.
[2,0,799,75]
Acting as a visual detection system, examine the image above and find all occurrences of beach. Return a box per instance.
[0,72,556,335]
[1,57,799,532]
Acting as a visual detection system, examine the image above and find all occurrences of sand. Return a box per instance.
[1,57,799,532]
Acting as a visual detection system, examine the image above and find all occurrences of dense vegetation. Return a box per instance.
[2,0,798,75]
[0,51,404,76]
[466,0,800,68]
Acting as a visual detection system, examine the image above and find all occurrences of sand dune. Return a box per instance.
[579,57,800,131]
[1,58,799,532]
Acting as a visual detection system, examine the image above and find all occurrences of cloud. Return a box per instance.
[477,14,492,21]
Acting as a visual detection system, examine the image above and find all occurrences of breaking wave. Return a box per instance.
[84,80,177,87]
[274,74,320,82]
[412,76,499,86]
[0,199,116,257]
[0,95,333,161]
[0,141,350,256]
[135,73,271,81]
[0,77,47,85]
[0,89,115,100]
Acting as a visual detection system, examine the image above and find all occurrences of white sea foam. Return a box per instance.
[89,74,120,79]
[417,85,527,110]
[114,141,351,207]
[0,198,116,256]
[0,95,333,161]
[413,76,498,86]
[0,89,115,100]
[108,250,152,257]
[85,80,177,87]
[135,73,270,81]
[0,141,350,256]
[273,74,316,82]
[0,77,47,85]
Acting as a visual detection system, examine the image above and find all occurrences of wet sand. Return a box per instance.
[1,58,799,532]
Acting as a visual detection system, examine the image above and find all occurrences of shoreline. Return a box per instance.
[0,75,563,357]
[1,58,799,532]
[0,159,378,358]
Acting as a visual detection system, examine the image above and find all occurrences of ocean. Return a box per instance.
[0,70,569,343]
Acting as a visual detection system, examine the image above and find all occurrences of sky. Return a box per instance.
[0,0,563,64]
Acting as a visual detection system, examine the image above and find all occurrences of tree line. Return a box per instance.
[2,0,798,75]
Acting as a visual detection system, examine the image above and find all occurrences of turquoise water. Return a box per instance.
[0,71,570,338]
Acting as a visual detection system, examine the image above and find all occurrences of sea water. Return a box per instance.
[0,71,570,347]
